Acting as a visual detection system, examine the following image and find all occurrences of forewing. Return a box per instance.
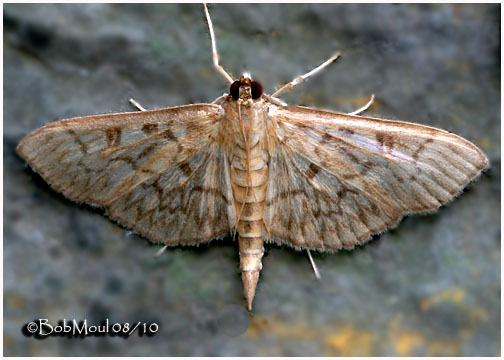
[18,104,235,244]
[106,141,236,244]
[265,105,488,250]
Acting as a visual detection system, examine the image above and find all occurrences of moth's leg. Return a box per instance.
[129,98,147,112]
[264,95,288,107]
[203,4,234,84]
[156,244,168,257]
[347,94,375,116]
[307,249,321,280]
[212,93,229,104]
[271,52,341,98]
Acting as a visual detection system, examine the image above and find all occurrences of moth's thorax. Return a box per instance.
[218,97,273,156]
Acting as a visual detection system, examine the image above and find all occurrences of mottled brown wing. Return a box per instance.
[18,104,236,244]
[265,105,488,251]
[106,141,236,244]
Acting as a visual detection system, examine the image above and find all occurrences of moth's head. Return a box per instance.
[230,73,263,102]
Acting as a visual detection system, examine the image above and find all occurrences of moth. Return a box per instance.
[17,4,488,311]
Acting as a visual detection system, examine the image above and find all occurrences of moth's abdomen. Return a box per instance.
[230,143,269,310]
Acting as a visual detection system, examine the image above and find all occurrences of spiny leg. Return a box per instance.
[203,3,234,84]
[129,98,147,112]
[211,94,229,104]
[347,94,375,116]
[306,249,321,280]
[271,52,341,98]
[264,94,287,107]
[131,93,230,110]
[156,244,168,257]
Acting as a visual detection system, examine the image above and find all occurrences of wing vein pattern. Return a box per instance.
[18,104,236,244]
[265,105,488,251]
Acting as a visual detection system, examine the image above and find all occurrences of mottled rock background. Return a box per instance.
[4,3,500,356]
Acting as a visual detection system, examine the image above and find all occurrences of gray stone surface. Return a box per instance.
[4,3,500,356]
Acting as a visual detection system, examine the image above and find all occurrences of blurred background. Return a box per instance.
[4,3,500,356]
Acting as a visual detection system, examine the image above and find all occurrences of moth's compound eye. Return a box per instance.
[230,80,241,100]
[251,81,263,100]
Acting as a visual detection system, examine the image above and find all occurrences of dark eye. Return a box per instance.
[230,80,240,100]
[251,81,263,99]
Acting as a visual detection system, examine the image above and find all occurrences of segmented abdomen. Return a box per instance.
[230,138,269,310]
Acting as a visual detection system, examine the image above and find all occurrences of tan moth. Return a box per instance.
[17,4,488,311]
